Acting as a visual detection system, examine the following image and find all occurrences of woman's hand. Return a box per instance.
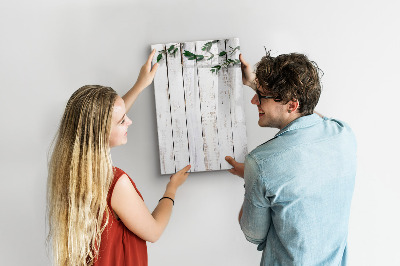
[239,54,257,90]
[135,49,159,90]
[123,49,159,112]
[225,156,244,178]
[167,165,191,192]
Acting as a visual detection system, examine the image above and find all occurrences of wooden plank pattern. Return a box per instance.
[165,43,190,172]
[227,38,248,163]
[217,39,234,169]
[151,44,175,174]
[181,42,206,172]
[196,40,220,170]
[151,38,248,174]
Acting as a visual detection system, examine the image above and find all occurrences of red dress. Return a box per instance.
[94,167,148,266]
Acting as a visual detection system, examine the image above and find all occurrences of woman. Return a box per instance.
[47,50,191,266]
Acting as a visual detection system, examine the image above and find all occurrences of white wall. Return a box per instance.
[1,0,399,265]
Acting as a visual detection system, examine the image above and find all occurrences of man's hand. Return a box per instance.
[239,54,257,90]
[225,156,245,178]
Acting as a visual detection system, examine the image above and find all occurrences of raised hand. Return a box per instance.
[239,54,257,90]
[168,165,191,190]
[135,49,159,90]
[225,156,244,178]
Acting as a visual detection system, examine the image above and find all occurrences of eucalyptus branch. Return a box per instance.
[157,44,179,63]
[229,45,240,55]
[158,41,241,74]
[201,40,219,53]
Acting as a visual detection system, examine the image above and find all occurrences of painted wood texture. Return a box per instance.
[181,42,206,172]
[152,38,247,175]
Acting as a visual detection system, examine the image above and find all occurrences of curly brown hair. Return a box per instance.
[255,52,322,115]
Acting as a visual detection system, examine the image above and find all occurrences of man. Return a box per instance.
[226,52,357,265]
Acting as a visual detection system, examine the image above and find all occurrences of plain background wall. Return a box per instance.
[1,0,399,265]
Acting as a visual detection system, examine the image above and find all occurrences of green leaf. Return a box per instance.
[202,43,211,52]
[229,45,240,55]
[207,54,214,60]
[157,53,163,62]
[183,50,195,57]
[183,50,196,60]
[202,41,217,52]
[219,51,227,56]
[196,55,204,61]
[171,47,178,56]
[210,63,221,74]
[168,45,175,53]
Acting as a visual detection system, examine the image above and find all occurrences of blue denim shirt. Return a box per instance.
[240,114,357,266]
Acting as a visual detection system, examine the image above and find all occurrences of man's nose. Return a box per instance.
[127,117,133,126]
[251,94,259,105]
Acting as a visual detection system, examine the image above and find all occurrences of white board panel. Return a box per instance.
[217,39,234,169]
[151,38,248,174]
[151,44,175,175]
[165,43,190,172]
[227,38,248,163]
[181,42,206,172]
[196,40,220,170]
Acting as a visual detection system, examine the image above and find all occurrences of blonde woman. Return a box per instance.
[47,50,191,266]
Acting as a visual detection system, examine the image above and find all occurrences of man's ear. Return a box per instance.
[288,100,299,113]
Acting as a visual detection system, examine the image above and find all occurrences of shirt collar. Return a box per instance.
[275,113,322,138]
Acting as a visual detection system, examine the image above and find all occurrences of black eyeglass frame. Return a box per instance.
[255,89,282,104]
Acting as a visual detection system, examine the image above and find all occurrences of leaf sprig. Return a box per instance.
[156,44,179,63]
[210,59,241,73]
[229,45,240,55]
[183,42,241,74]
[201,40,219,53]
[156,41,241,74]
[183,50,204,61]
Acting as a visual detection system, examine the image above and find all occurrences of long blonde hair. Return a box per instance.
[47,85,118,265]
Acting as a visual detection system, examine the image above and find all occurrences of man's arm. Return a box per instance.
[239,155,271,245]
[239,54,257,91]
[224,156,245,223]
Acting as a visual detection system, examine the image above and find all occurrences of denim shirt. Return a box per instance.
[240,114,357,266]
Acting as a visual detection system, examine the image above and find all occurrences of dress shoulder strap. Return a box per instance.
[107,167,144,208]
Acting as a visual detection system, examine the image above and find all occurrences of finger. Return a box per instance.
[179,164,191,173]
[150,62,159,75]
[147,49,156,65]
[239,54,248,67]
[225,156,237,167]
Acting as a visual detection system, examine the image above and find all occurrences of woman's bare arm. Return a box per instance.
[111,165,190,243]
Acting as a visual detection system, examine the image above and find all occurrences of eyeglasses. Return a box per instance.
[255,89,281,104]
